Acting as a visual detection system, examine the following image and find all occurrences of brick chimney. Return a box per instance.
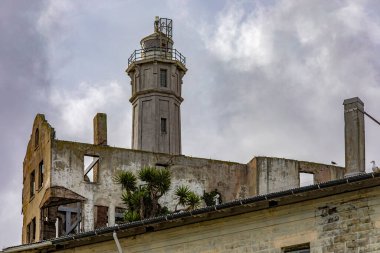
[343,97,365,177]
[93,113,107,146]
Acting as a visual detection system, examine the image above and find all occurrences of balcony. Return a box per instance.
[128,47,186,66]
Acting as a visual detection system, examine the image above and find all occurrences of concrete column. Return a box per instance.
[83,201,94,232]
[343,97,365,177]
[108,203,115,227]
[93,113,107,145]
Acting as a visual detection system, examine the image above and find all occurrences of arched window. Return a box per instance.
[35,128,39,148]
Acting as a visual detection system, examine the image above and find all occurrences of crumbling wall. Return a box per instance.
[50,140,249,232]
[22,114,54,243]
[299,161,344,183]
[248,157,345,195]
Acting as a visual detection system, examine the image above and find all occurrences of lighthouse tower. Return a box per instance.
[126,17,187,154]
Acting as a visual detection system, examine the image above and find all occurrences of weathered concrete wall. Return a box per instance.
[248,157,344,195]
[50,140,249,232]
[46,185,380,253]
[255,157,299,194]
[22,115,54,243]
[299,161,344,183]
[22,116,345,242]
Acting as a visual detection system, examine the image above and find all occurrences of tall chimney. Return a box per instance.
[94,113,107,146]
[343,97,365,177]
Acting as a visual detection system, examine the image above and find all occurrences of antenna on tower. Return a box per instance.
[155,17,173,39]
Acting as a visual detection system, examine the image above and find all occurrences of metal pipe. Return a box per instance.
[113,231,124,253]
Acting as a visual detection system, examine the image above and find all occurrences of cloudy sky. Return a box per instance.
[1,0,379,247]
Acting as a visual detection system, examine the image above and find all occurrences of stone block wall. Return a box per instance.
[56,185,380,253]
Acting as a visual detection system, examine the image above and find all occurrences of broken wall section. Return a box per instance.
[22,114,55,244]
[248,157,345,195]
[50,140,250,232]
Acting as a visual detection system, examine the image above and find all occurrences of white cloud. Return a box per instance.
[50,81,131,146]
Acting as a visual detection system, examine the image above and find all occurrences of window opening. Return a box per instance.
[115,207,126,224]
[94,205,108,229]
[38,160,44,188]
[283,243,310,253]
[27,218,36,243]
[84,155,99,183]
[30,170,35,199]
[35,128,39,148]
[160,69,167,87]
[299,172,314,187]
[58,202,82,236]
[161,118,167,134]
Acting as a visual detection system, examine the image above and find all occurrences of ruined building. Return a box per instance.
[3,17,380,252]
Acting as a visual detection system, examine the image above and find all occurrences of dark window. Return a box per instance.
[161,118,167,134]
[115,207,126,224]
[283,243,310,253]
[95,205,108,229]
[27,218,36,243]
[35,128,39,148]
[30,170,35,199]
[38,161,44,188]
[160,69,167,87]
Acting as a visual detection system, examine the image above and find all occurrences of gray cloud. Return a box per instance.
[0,0,50,248]
[193,0,380,164]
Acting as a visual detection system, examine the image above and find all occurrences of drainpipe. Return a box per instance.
[113,231,124,253]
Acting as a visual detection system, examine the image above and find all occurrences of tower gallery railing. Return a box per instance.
[128,47,186,66]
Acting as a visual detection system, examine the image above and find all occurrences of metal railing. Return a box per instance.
[128,47,186,66]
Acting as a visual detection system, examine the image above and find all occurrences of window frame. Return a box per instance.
[160,68,167,87]
[30,170,35,199]
[34,128,39,148]
[160,118,167,134]
[27,217,36,243]
[38,160,44,189]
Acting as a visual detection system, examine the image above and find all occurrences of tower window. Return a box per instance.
[160,69,167,87]
[161,118,167,134]
[38,160,44,188]
[35,128,39,148]
[30,170,35,199]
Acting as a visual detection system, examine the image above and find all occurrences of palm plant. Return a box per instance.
[114,167,172,221]
[174,185,191,211]
[174,185,202,211]
[185,191,202,210]
[113,170,137,193]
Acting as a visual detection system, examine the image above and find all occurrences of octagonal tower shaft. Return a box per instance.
[126,17,187,155]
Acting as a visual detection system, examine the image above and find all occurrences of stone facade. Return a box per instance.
[9,175,380,252]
